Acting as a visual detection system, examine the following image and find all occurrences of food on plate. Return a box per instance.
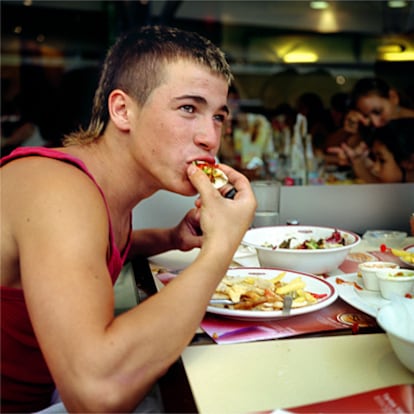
[380,244,414,264]
[211,271,327,311]
[263,229,347,250]
[194,161,228,189]
[379,270,414,278]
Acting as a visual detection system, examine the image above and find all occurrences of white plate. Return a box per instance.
[207,267,338,321]
[401,245,414,268]
[149,245,259,271]
[326,273,389,317]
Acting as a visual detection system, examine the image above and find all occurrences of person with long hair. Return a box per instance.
[327,77,414,180]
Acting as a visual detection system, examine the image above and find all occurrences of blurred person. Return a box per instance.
[345,77,414,132]
[328,77,414,166]
[329,92,349,131]
[339,118,414,183]
[295,92,332,156]
[323,92,350,148]
[269,102,296,153]
[233,112,274,169]
[1,25,256,412]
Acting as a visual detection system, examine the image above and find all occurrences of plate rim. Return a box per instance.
[326,273,389,317]
[242,225,361,254]
[401,244,414,268]
[207,267,338,321]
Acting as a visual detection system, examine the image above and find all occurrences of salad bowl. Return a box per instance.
[242,225,360,274]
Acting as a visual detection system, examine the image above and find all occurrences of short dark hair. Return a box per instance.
[64,25,233,146]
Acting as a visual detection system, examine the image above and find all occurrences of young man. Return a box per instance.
[1,26,256,412]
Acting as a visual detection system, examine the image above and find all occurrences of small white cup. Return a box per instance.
[358,261,399,291]
[377,268,414,299]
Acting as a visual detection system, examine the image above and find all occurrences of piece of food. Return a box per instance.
[210,272,324,311]
[263,229,347,250]
[194,161,228,189]
[380,244,414,264]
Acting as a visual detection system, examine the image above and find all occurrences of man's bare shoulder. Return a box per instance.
[1,154,109,287]
[2,154,100,197]
[2,154,108,237]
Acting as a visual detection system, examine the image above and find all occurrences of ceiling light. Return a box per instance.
[387,1,407,8]
[283,52,318,63]
[377,44,405,53]
[381,51,414,61]
[310,1,329,10]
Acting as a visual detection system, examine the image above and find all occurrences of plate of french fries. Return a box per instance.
[207,267,338,321]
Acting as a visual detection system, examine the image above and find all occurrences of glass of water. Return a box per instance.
[251,180,280,228]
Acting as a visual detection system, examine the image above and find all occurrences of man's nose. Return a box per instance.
[194,121,221,150]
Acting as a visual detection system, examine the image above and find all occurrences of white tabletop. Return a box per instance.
[181,333,414,414]
[162,237,414,413]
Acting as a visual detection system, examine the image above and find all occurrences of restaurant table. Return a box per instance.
[142,237,414,413]
[180,334,413,414]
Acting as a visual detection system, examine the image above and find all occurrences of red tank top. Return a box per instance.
[1,147,132,412]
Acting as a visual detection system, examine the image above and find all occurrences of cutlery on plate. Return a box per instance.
[282,294,293,314]
[209,296,294,313]
[209,298,238,305]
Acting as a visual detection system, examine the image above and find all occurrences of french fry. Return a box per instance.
[391,249,414,264]
[270,272,287,284]
[276,279,306,295]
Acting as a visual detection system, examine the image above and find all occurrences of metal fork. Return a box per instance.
[282,294,293,315]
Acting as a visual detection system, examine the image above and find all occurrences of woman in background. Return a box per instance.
[327,77,414,170]
[344,118,414,183]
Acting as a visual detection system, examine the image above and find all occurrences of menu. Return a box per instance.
[255,384,414,413]
[200,297,377,344]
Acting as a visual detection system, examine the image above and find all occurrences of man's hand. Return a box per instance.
[185,162,256,254]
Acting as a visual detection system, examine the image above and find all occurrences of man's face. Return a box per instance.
[131,60,229,195]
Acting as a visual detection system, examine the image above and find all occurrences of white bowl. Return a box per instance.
[358,261,400,291]
[376,268,414,300]
[377,300,414,373]
[363,230,407,249]
[242,225,360,274]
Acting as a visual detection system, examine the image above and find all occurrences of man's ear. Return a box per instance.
[108,89,130,131]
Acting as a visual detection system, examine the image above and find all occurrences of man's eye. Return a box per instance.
[214,114,226,123]
[372,108,382,115]
[181,105,195,113]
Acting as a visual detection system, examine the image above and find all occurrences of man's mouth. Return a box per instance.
[193,160,229,189]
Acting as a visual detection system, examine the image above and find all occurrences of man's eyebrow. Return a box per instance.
[174,95,229,115]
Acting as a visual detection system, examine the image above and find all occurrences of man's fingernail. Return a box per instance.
[188,163,197,175]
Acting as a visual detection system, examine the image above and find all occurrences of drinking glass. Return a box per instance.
[251,180,280,227]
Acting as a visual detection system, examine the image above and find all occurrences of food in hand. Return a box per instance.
[194,161,228,189]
